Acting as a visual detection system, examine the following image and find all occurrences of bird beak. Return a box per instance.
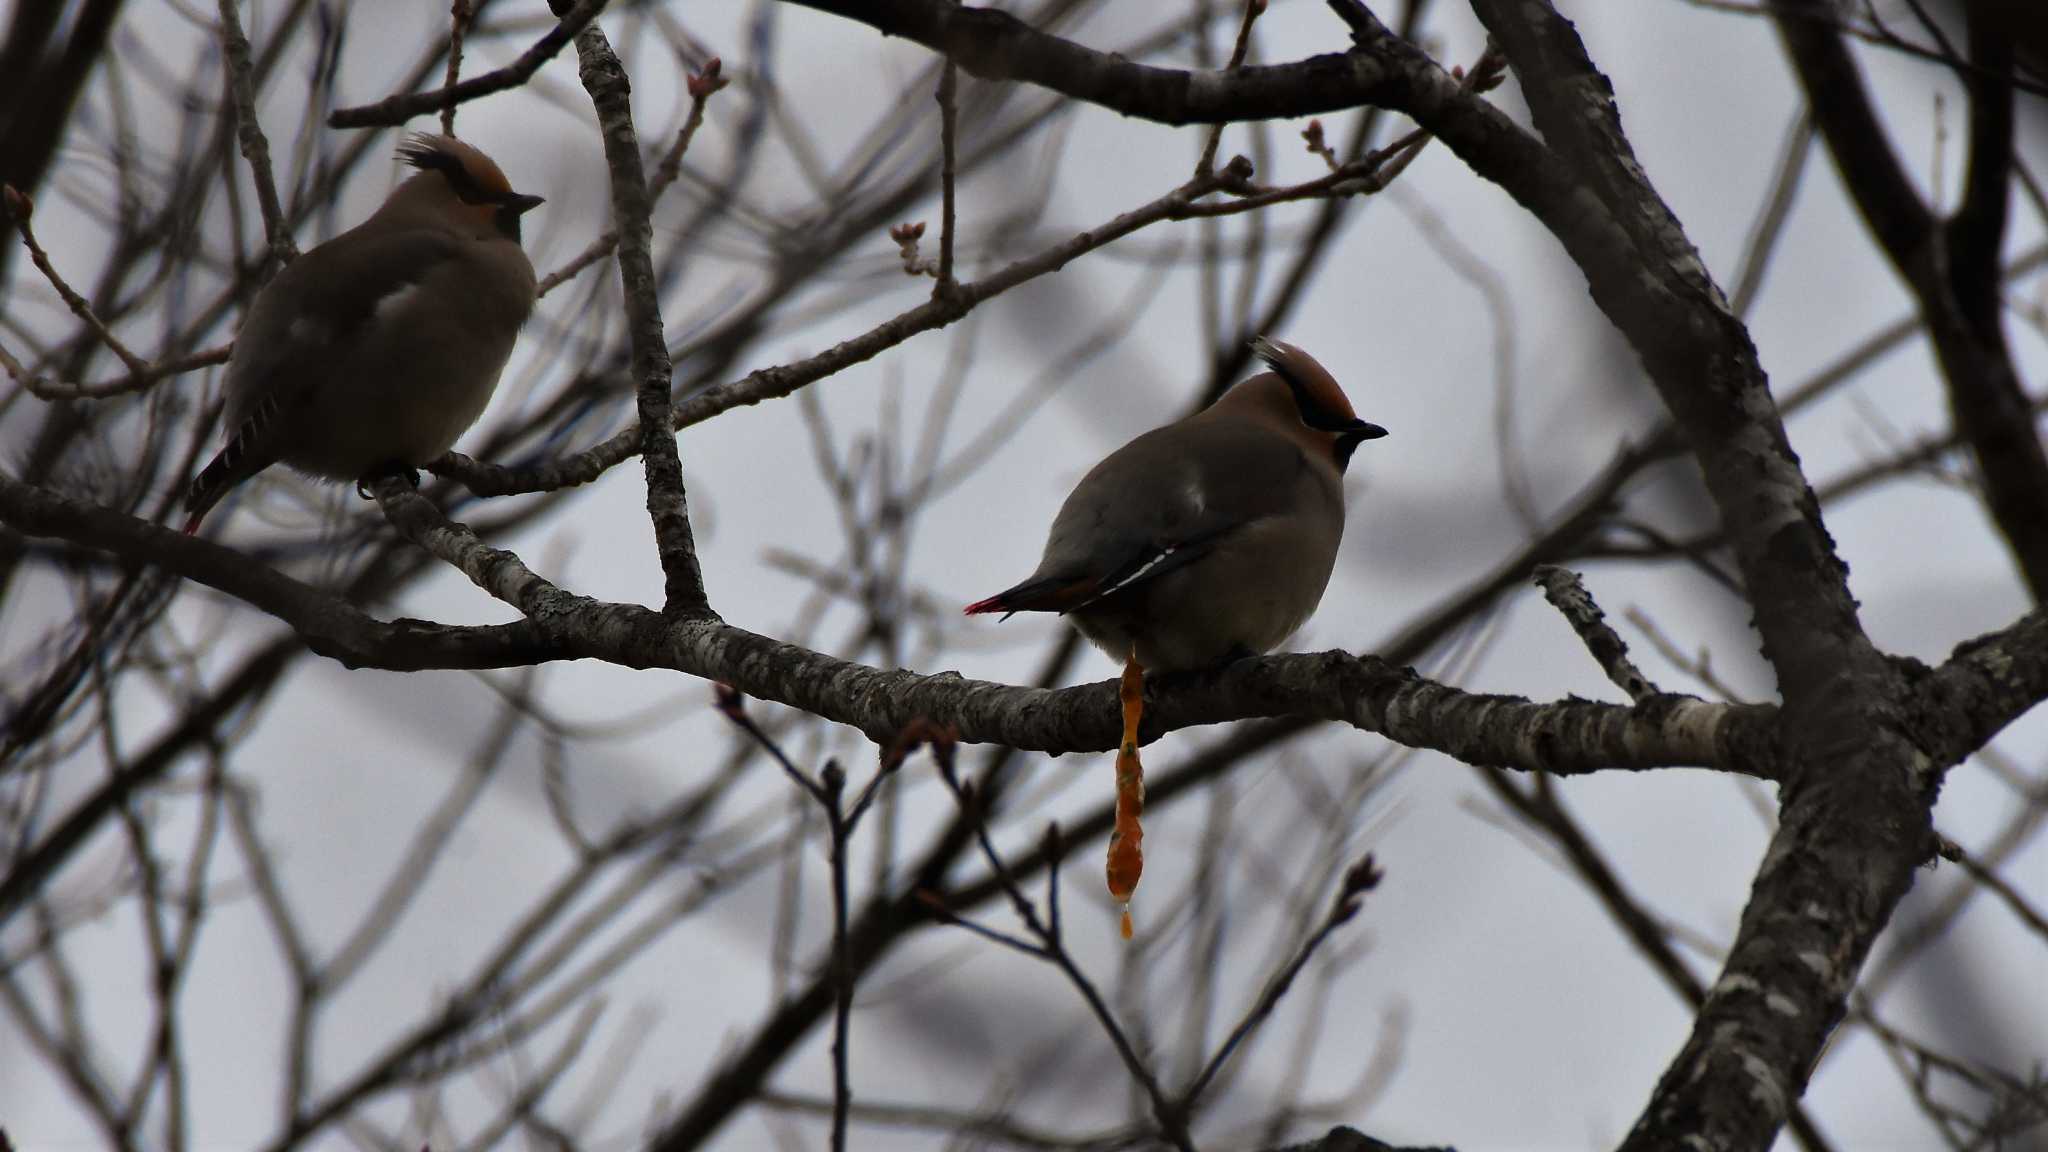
[506,193,545,216]
[1331,419,1385,473]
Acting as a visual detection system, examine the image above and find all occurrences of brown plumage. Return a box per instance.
[183,134,542,533]
[967,336,1382,936]
[966,337,1383,671]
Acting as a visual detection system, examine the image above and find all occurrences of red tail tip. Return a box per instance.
[962,595,1005,616]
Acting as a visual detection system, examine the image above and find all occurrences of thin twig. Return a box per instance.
[934,61,960,292]
[1182,856,1382,1110]
[927,767,1197,1152]
[714,689,908,1152]
[1,343,231,401]
[215,0,297,264]
[1390,183,1530,528]
[1729,107,1814,319]
[1937,834,2048,943]
[3,188,150,374]
[536,57,725,298]
[440,0,473,136]
[437,147,1371,496]
[822,762,853,1152]
[1196,0,1265,176]
[1624,607,1751,704]
[327,0,611,128]
[1533,566,1661,702]
[713,684,824,803]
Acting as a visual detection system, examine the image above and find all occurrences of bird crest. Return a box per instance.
[1251,335,1358,428]
[398,134,517,200]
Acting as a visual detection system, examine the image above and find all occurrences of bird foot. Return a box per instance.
[355,464,422,500]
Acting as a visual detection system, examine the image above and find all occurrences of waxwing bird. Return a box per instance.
[964,337,1385,934]
[183,134,542,533]
[964,336,1383,666]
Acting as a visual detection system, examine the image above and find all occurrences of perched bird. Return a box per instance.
[965,337,1385,934]
[183,134,542,533]
[965,336,1382,665]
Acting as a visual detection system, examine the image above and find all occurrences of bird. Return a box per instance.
[183,134,543,533]
[964,336,1385,934]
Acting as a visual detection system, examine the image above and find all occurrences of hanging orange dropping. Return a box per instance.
[1106,658,1146,940]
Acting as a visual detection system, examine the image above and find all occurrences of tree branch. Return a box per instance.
[1947,13,2014,318]
[1905,609,2048,766]
[0,470,1788,776]
[326,0,609,128]
[215,0,296,265]
[1457,5,1944,1152]
[431,156,1262,498]
[0,472,554,671]
[786,0,1400,125]
[562,5,713,617]
[1771,0,2048,602]
[1766,0,1933,260]
[373,474,1778,771]
[1533,565,1659,702]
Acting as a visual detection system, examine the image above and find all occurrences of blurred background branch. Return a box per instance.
[2,1,2045,1151]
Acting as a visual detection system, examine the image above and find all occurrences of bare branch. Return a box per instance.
[0,342,230,401]
[215,0,296,264]
[326,0,610,129]
[1533,565,1660,702]
[565,10,712,617]
[0,473,553,672]
[933,61,959,293]
[3,187,149,374]
[434,156,1261,496]
[439,0,473,136]
[535,57,725,299]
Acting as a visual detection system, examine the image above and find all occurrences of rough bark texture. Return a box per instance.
[563,7,712,617]
[674,3,2045,1150]
[1433,6,1932,1150]
[4,3,2044,1151]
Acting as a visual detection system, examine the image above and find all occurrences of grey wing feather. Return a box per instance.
[185,228,464,529]
[1037,420,1314,597]
[221,228,463,425]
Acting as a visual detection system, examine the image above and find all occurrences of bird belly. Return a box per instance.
[1074,513,1340,673]
[279,317,516,480]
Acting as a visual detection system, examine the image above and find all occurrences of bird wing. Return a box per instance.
[968,420,1316,615]
[964,522,1236,617]
[184,228,465,531]
[221,226,466,422]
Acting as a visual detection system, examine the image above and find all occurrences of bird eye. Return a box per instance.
[446,171,488,203]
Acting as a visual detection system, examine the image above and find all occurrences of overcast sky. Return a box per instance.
[4,1,2046,1149]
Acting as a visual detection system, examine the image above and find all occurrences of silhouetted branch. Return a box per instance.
[326,0,609,128]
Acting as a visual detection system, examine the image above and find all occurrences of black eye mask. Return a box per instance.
[399,141,543,240]
[1274,369,1387,473]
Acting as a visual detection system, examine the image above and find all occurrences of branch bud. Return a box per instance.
[688,57,728,99]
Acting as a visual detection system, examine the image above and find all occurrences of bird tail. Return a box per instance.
[183,394,282,534]
[963,575,1100,618]
[961,593,1017,618]
[182,446,249,534]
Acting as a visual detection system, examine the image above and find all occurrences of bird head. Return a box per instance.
[393,134,545,243]
[1250,336,1387,473]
